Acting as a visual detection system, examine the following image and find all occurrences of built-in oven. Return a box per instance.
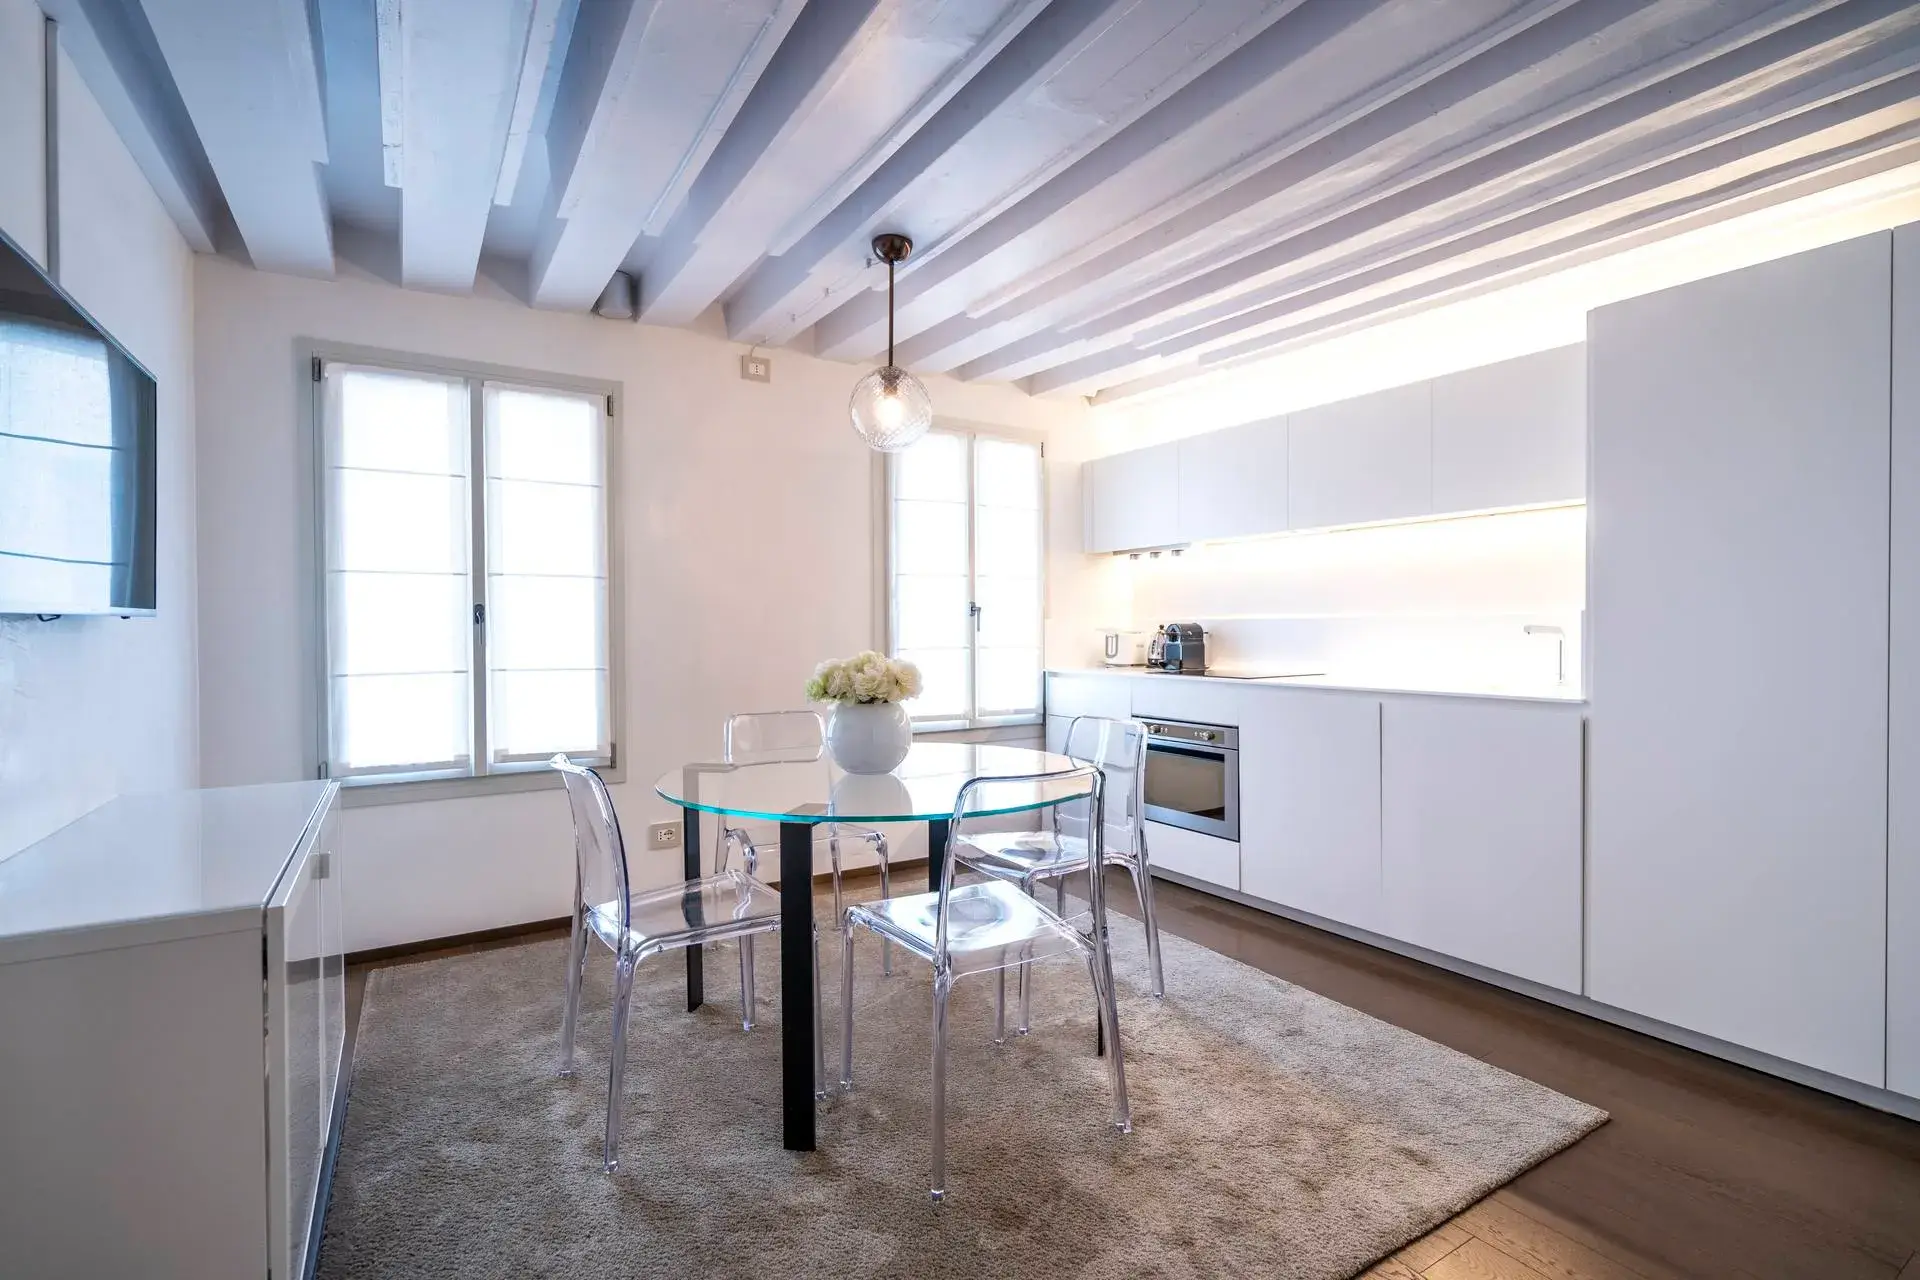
[1141,718,1239,842]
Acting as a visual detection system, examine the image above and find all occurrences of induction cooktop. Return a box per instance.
[1136,667,1324,680]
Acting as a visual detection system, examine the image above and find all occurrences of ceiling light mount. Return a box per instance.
[871,233,912,266]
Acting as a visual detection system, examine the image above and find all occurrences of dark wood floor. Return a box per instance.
[346,871,1920,1280]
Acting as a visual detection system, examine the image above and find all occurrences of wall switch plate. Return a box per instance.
[647,821,681,850]
[740,353,771,383]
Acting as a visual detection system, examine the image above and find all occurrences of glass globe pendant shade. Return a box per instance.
[850,364,933,452]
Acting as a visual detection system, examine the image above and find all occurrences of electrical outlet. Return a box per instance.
[647,821,681,850]
[740,353,772,383]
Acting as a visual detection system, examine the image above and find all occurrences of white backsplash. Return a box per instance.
[1114,505,1587,694]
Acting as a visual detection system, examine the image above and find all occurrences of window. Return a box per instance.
[315,357,614,781]
[888,427,1043,729]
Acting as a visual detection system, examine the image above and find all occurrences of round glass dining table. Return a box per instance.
[653,742,1090,1152]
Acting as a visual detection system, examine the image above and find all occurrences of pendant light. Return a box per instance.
[848,233,933,452]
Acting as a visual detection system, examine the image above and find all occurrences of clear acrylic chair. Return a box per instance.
[839,765,1131,1202]
[551,753,800,1173]
[716,709,895,1009]
[951,716,1163,1039]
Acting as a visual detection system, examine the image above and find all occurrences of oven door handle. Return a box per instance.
[1146,741,1235,763]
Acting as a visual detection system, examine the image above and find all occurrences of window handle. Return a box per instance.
[474,602,486,626]
[969,601,981,631]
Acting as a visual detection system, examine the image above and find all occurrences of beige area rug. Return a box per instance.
[317,901,1605,1280]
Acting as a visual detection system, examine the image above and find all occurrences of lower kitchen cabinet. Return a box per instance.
[1144,820,1239,891]
[1380,699,1584,993]
[1239,692,1383,933]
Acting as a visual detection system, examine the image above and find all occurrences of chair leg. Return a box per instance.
[1127,857,1167,1000]
[813,927,828,1099]
[558,906,589,1077]
[739,935,756,1031]
[828,829,845,931]
[603,953,639,1173]
[930,971,953,1203]
[1055,876,1067,916]
[1017,952,1033,1036]
[873,834,893,977]
[993,967,1007,1045]
[1088,951,1132,1136]
[839,925,857,1091]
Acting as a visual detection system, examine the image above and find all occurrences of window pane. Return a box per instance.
[894,499,967,575]
[337,370,466,473]
[323,364,472,774]
[490,670,608,758]
[977,647,1040,716]
[898,647,967,721]
[331,673,470,771]
[487,387,600,485]
[484,384,611,762]
[976,506,1039,578]
[894,574,968,649]
[894,430,967,501]
[976,438,1040,510]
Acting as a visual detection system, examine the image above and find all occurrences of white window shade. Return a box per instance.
[322,365,473,774]
[482,383,611,763]
[889,428,1044,729]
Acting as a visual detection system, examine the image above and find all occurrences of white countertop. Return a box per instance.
[1048,666,1585,705]
[0,781,335,959]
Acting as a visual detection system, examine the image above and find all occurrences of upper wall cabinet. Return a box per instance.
[1086,442,1180,552]
[1081,345,1589,553]
[1288,381,1432,530]
[1176,415,1288,543]
[1431,345,1585,512]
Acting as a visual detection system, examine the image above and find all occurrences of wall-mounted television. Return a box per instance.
[0,226,156,616]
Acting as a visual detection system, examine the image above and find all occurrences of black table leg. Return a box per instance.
[779,820,816,1151]
[683,806,703,1012]
[927,817,950,893]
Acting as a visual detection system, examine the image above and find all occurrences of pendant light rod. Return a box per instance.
[872,233,912,368]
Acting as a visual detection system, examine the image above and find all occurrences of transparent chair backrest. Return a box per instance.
[550,754,631,941]
[942,764,1104,959]
[724,710,826,764]
[1063,715,1147,851]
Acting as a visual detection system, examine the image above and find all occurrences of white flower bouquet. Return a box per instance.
[806,650,923,705]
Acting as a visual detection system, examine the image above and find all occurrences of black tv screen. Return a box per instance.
[0,227,156,616]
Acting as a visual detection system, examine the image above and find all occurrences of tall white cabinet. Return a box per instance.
[1892,224,1920,1098]
[0,782,345,1280]
[1587,233,1893,1087]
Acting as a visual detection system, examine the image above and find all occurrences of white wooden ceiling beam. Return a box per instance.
[40,0,224,253]
[527,0,805,312]
[907,0,1852,376]
[136,0,332,274]
[388,0,542,292]
[634,0,1048,327]
[720,0,1298,346]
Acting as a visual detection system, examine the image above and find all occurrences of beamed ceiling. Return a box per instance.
[49,0,1920,400]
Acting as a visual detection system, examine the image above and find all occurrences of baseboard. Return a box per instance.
[1150,867,1920,1124]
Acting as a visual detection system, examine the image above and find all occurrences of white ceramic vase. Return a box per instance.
[826,701,912,775]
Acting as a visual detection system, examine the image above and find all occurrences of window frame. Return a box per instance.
[301,340,624,804]
[882,420,1048,733]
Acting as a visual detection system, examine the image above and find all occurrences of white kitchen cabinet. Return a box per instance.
[1588,232,1891,1087]
[1430,345,1585,512]
[1288,381,1431,530]
[1891,223,1920,1099]
[1086,441,1180,551]
[1177,414,1288,542]
[1381,699,1583,992]
[1144,821,1239,891]
[1044,714,1069,755]
[1238,691,1383,932]
[0,782,344,1280]
[1045,672,1133,723]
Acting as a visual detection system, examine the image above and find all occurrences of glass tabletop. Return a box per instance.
[654,742,1090,825]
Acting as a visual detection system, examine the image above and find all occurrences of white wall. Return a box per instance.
[0,10,198,860]
[192,258,1085,950]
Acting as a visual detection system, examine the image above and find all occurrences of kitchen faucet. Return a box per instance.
[1524,624,1567,685]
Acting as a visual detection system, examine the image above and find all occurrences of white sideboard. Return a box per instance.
[1081,344,1586,553]
[0,781,344,1280]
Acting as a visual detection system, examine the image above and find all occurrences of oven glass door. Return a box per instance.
[1144,741,1238,841]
